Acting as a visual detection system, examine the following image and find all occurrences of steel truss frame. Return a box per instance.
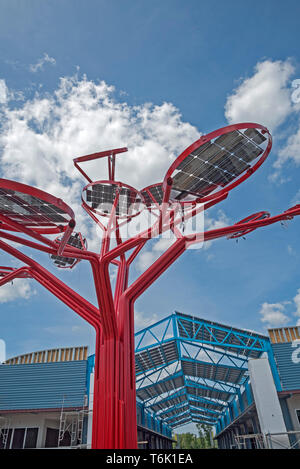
[134,312,275,429]
[0,124,299,447]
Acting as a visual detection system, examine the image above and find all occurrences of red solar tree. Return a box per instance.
[0,123,299,449]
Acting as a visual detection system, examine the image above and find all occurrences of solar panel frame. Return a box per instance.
[50,232,87,269]
[0,179,75,234]
[163,123,271,204]
[83,180,144,219]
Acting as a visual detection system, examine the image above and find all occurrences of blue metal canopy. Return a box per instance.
[135,312,271,429]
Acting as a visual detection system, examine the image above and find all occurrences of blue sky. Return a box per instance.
[1,0,300,420]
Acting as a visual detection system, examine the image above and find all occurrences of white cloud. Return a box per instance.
[259,302,289,328]
[134,310,160,331]
[225,60,294,132]
[29,53,56,73]
[259,288,300,329]
[0,279,36,304]
[0,73,200,249]
[0,79,8,104]
[135,236,176,272]
[293,288,300,318]
[276,126,300,168]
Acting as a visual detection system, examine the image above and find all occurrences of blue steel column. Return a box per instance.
[237,389,244,413]
[266,342,282,391]
[245,380,253,406]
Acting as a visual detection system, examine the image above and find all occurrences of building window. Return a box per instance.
[45,427,72,448]
[24,428,39,448]
[296,410,300,426]
[0,428,38,449]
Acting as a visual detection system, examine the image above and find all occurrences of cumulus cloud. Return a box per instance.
[0,279,35,304]
[29,53,56,73]
[0,73,200,250]
[225,60,295,132]
[259,288,300,329]
[275,127,300,169]
[259,302,289,328]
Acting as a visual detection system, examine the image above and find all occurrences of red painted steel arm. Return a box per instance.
[74,147,128,183]
[186,204,300,247]
[0,239,100,326]
[0,267,32,286]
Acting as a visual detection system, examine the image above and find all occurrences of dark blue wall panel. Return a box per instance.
[272,343,300,391]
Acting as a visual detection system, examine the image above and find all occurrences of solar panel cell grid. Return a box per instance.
[141,184,164,207]
[244,127,267,144]
[85,183,142,217]
[169,128,267,200]
[50,233,86,268]
[0,189,70,228]
[0,187,71,230]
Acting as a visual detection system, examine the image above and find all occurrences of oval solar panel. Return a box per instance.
[50,232,87,268]
[163,123,272,204]
[82,180,144,219]
[140,183,164,208]
[0,179,75,234]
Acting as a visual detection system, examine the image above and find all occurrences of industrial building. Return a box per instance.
[0,312,300,449]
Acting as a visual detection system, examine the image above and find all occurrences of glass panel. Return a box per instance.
[11,428,25,449]
[45,428,59,448]
[24,428,38,449]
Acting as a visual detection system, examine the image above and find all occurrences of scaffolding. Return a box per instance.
[0,416,11,449]
[234,431,300,449]
[58,410,86,447]
[58,395,89,447]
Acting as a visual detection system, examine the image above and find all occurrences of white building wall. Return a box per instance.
[248,357,289,449]
[0,411,60,448]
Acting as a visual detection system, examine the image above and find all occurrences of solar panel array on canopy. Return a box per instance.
[135,340,179,374]
[0,181,74,233]
[186,384,230,402]
[50,232,86,268]
[176,312,265,358]
[169,127,267,202]
[84,182,143,218]
[136,375,184,401]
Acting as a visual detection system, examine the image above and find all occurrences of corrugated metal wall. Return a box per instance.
[272,343,300,390]
[0,361,87,410]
